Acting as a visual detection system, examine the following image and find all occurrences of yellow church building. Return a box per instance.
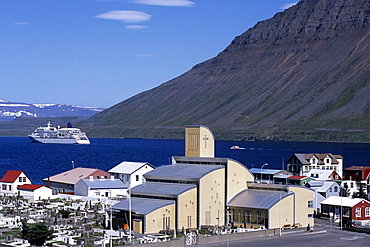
[112,125,314,233]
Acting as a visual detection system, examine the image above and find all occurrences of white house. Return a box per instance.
[306,169,342,180]
[287,153,343,177]
[108,161,155,189]
[340,180,358,197]
[17,184,53,202]
[74,176,127,198]
[0,170,32,196]
[306,180,341,213]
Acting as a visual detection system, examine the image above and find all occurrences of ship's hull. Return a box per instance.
[29,136,90,144]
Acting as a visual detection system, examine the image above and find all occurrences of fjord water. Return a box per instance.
[0,137,369,184]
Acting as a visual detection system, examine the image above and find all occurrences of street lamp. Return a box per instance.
[260,163,268,183]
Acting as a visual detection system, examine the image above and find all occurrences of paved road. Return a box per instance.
[194,218,370,247]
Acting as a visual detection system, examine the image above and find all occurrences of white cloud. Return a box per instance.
[13,22,30,25]
[95,10,152,23]
[281,2,298,9]
[125,25,150,30]
[132,0,195,7]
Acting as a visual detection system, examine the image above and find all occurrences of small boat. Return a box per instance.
[230,145,245,150]
[28,121,90,144]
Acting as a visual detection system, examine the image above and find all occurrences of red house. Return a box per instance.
[321,196,370,222]
[344,166,370,181]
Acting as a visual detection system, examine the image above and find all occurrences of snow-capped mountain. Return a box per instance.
[0,99,105,121]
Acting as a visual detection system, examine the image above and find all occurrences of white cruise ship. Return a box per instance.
[28,121,90,144]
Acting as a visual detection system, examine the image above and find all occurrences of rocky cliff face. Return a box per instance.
[83,0,370,141]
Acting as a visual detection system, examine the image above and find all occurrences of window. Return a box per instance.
[23,177,26,182]
[308,201,313,208]
[334,187,338,192]
[135,175,139,181]
[8,185,11,190]
[19,177,22,182]
[343,207,350,217]
[2,184,6,190]
[366,208,370,217]
[356,208,361,217]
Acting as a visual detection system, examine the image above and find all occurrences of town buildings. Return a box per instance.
[111,126,314,234]
[42,167,110,194]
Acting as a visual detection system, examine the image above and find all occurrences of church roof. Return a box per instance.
[131,182,196,198]
[144,164,224,182]
[228,189,293,209]
[112,198,175,215]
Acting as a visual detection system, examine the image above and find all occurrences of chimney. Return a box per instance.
[89,176,93,181]
[110,175,115,181]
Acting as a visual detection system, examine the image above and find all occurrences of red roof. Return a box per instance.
[288,175,307,180]
[0,170,23,183]
[17,184,44,191]
[345,166,370,171]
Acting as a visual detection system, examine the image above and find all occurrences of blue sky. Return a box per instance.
[1,0,297,108]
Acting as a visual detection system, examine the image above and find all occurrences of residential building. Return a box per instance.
[321,196,370,224]
[0,170,31,196]
[17,184,53,202]
[306,169,342,180]
[340,180,358,197]
[108,161,155,189]
[43,167,111,194]
[249,168,292,184]
[306,181,341,213]
[74,176,127,198]
[287,175,313,186]
[286,153,343,177]
[273,174,291,185]
[344,166,370,182]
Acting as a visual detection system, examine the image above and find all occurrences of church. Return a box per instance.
[111,126,314,234]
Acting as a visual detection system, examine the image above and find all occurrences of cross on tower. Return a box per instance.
[203,135,209,148]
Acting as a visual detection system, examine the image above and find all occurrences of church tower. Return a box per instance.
[185,125,214,158]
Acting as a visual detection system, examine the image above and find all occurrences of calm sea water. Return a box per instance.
[0,137,369,184]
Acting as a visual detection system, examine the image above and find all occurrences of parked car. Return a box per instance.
[339,220,357,228]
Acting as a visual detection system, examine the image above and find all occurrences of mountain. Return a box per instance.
[83,0,370,142]
[0,99,104,122]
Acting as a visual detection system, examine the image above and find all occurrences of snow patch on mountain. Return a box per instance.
[0,100,105,121]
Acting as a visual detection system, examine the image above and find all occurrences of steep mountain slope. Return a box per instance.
[83,0,370,141]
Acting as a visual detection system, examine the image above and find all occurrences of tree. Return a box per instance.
[58,209,71,218]
[340,183,350,197]
[353,183,367,199]
[21,221,54,246]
